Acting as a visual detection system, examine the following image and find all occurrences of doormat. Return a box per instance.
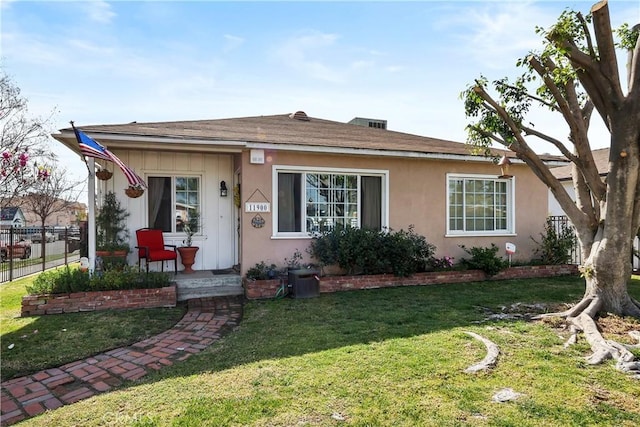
[211,269,236,275]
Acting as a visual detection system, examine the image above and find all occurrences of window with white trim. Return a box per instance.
[447,174,513,234]
[148,176,200,233]
[275,168,386,236]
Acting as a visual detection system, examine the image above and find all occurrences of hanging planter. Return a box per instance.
[125,186,144,198]
[96,169,113,180]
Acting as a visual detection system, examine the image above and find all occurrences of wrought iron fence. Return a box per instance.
[548,215,640,271]
[0,226,82,283]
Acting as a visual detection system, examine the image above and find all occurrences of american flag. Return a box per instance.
[73,126,147,189]
[75,128,112,161]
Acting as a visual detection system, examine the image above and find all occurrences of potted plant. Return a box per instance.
[96,191,130,260]
[177,208,200,273]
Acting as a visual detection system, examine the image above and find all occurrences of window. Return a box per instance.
[148,176,200,233]
[275,167,386,236]
[447,174,513,235]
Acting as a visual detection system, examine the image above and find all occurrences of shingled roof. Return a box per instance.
[56,112,507,158]
[550,148,610,181]
[55,112,567,163]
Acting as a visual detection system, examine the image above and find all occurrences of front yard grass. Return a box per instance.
[0,273,186,381]
[17,274,640,426]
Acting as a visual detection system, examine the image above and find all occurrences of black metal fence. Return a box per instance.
[0,226,82,283]
[548,215,640,271]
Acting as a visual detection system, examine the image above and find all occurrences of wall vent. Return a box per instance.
[348,117,387,130]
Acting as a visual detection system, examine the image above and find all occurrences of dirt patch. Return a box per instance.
[479,303,640,344]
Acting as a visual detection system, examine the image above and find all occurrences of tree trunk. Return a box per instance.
[578,106,640,317]
[585,245,640,317]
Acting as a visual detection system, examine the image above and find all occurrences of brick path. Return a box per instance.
[0,296,243,426]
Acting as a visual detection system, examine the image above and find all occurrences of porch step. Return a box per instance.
[174,273,243,301]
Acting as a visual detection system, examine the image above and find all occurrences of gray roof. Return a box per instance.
[1,207,21,221]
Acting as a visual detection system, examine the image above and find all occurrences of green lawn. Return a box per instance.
[0,273,186,381]
[15,274,640,427]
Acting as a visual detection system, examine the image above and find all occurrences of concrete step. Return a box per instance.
[175,274,243,301]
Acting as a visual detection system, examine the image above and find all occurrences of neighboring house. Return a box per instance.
[549,147,639,270]
[0,207,26,229]
[16,198,88,227]
[53,112,559,274]
[3,196,87,227]
[548,148,610,216]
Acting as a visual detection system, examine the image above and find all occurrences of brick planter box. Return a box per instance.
[243,265,578,300]
[21,285,177,317]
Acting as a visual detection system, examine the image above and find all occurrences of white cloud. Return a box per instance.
[82,0,116,24]
[442,2,558,70]
[273,31,346,82]
[0,0,19,10]
[223,34,245,53]
[385,65,405,73]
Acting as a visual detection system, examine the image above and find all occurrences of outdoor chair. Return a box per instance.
[135,228,177,274]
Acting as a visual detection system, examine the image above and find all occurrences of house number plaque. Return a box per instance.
[245,202,270,213]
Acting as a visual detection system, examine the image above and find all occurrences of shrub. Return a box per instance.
[28,267,90,295]
[459,244,508,276]
[430,256,455,270]
[245,261,278,280]
[284,249,303,270]
[308,225,436,277]
[531,218,577,265]
[27,266,172,295]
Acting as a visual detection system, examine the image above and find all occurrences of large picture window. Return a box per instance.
[148,176,200,233]
[447,174,513,235]
[275,167,386,236]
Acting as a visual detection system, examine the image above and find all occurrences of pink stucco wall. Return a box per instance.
[238,150,548,275]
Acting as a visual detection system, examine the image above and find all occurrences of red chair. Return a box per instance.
[135,228,177,273]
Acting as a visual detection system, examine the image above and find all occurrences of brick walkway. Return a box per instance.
[0,296,243,426]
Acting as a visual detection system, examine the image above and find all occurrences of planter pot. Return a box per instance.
[125,186,145,198]
[177,246,199,274]
[96,170,113,180]
[96,250,128,257]
[95,250,129,270]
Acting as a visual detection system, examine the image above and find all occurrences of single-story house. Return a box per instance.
[548,147,639,270]
[548,148,609,216]
[0,207,26,229]
[53,112,560,275]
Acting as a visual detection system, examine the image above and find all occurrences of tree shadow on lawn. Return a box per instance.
[149,276,596,378]
[0,306,187,382]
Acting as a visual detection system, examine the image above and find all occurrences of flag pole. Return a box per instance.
[71,121,96,274]
[87,157,96,274]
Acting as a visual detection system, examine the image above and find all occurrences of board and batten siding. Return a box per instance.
[102,150,236,271]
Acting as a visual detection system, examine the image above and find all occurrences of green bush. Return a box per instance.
[27,266,172,295]
[308,225,436,277]
[459,244,508,276]
[531,218,577,265]
[245,261,278,280]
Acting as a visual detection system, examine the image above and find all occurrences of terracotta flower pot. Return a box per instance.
[177,246,199,274]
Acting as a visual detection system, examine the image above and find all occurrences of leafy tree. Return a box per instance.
[461,1,639,373]
[22,167,84,268]
[0,70,56,208]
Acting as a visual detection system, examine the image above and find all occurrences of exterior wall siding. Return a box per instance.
[99,150,236,272]
[239,150,549,275]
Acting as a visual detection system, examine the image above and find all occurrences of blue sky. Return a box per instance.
[2,0,638,202]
